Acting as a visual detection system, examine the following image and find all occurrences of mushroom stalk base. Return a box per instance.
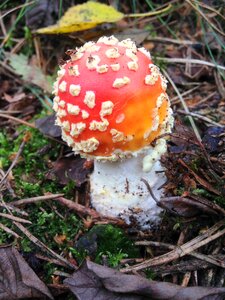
[90,154,166,228]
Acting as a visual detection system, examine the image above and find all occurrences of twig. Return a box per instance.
[14,222,76,270]
[170,86,200,104]
[141,178,159,203]
[135,240,225,268]
[125,4,172,18]
[156,57,225,71]
[0,139,26,188]
[0,212,31,224]
[196,1,225,21]
[120,220,225,272]
[10,193,64,206]
[214,70,225,98]
[0,110,22,114]
[0,169,16,197]
[35,253,70,267]
[0,1,35,19]
[57,196,101,219]
[53,270,70,278]
[181,272,191,287]
[186,0,225,37]
[144,258,212,275]
[0,11,7,36]
[194,91,217,106]
[163,69,202,141]
[147,36,203,46]
[12,194,126,226]
[0,223,20,239]
[177,109,224,127]
[0,113,36,128]
[0,203,28,217]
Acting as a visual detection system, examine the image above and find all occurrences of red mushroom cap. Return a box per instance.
[53,36,173,160]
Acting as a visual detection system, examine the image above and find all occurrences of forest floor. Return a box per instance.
[0,1,225,299]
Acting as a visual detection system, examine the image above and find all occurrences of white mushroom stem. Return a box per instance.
[90,139,168,228]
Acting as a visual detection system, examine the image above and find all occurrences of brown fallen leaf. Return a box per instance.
[0,246,53,300]
[35,114,61,138]
[64,260,225,300]
[48,156,92,186]
[160,196,218,217]
[8,53,53,93]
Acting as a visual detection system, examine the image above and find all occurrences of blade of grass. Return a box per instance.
[27,86,53,112]
[196,0,225,21]
[0,0,10,9]
[200,19,225,80]
[145,0,178,39]
[156,57,225,71]
[125,4,172,18]
[58,0,63,19]
[1,1,30,47]
[0,1,34,20]
[163,69,202,141]
[186,0,225,37]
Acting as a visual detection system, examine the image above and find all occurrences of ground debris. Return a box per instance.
[0,246,53,300]
[46,156,93,187]
[64,260,225,300]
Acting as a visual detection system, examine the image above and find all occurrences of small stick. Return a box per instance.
[0,1,35,20]
[186,0,225,37]
[181,272,191,287]
[14,222,76,270]
[0,169,16,198]
[141,178,159,203]
[121,221,225,272]
[0,203,28,217]
[171,86,199,104]
[12,194,125,226]
[0,113,36,128]
[10,193,64,206]
[0,212,31,224]
[35,253,70,267]
[0,110,22,114]
[0,222,20,239]
[0,139,26,187]
[147,36,203,46]
[178,110,223,127]
[156,57,225,71]
[135,240,225,268]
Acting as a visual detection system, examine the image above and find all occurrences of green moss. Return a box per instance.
[74,224,139,267]
[0,123,81,249]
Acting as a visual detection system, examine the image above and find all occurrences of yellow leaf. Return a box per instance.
[36,1,124,34]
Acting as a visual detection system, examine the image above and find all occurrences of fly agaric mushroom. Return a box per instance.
[53,36,173,228]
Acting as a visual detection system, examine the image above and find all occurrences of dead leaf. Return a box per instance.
[202,126,225,153]
[160,196,218,217]
[36,1,124,34]
[35,114,61,138]
[48,156,92,186]
[3,92,26,103]
[115,29,149,45]
[64,260,225,300]
[25,0,60,29]
[8,53,53,93]
[0,246,53,300]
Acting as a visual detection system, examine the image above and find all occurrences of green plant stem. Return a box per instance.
[163,69,202,142]
[125,4,172,18]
